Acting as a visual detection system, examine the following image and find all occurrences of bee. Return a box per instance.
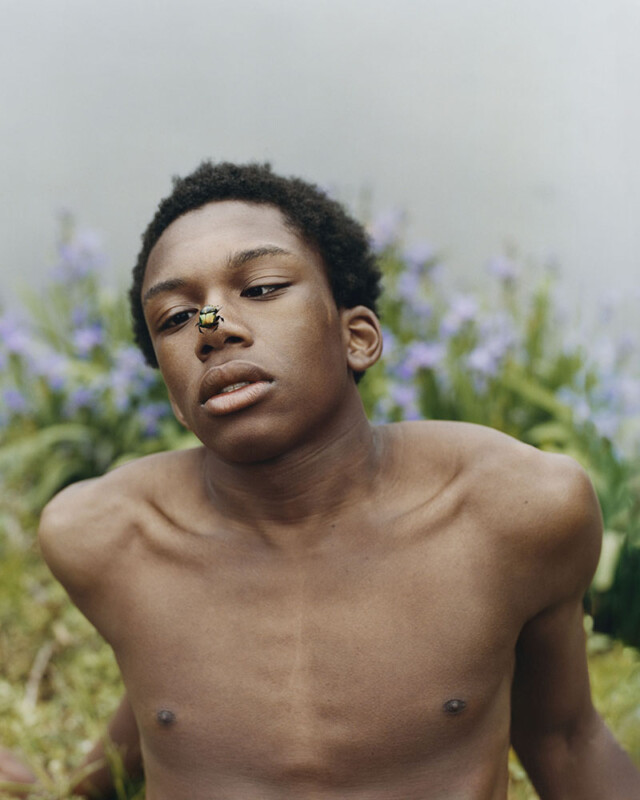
[196,305,224,333]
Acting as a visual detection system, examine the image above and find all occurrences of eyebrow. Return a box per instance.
[226,245,292,270]
[142,246,293,305]
[142,277,188,305]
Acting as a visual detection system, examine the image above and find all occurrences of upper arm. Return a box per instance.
[511,598,596,746]
[510,456,604,783]
[465,437,637,796]
[38,479,100,594]
[38,472,136,604]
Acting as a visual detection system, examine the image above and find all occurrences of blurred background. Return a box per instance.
[1,0,639,323]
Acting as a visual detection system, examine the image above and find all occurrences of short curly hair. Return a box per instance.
[130,161,381,379]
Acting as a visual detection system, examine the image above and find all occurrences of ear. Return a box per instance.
[340,305,383,374]
[167,391,191,430]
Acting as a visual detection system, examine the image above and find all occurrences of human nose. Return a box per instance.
[194,302,253,361]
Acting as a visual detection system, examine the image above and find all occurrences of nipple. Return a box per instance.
[156,708,176,726]
[443,699,467,715]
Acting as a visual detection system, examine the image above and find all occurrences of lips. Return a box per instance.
[198,361,273,405]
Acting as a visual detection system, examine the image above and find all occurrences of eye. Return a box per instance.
[159,309,195,331]
[242,283,289,299]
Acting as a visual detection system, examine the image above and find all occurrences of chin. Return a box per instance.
[196,422,300,465]
[192,393,343,465]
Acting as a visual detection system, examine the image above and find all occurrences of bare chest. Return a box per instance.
[109,530,518,788]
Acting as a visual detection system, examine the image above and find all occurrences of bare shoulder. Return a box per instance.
[464,421,601,606]
[38,448,203,594]
[391,420,602,607]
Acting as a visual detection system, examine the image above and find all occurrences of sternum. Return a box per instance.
[279,561,316,743]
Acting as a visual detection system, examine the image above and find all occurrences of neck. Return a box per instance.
[200,408,384,543]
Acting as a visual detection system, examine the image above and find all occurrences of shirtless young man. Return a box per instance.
[2,162,639,799]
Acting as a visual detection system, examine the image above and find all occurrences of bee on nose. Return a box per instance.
[196,305,224,334]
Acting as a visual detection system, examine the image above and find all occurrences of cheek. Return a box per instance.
[291,325,349,389]
[155,353,180,388]
[156,352,193,408]
[287,315,344,366]
[154,332,193,371]
[290,295,341,346]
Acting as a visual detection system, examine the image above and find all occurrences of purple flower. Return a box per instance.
[397,270,420,298]
[71,305,91,327]
[479,312,518,359]
[617,377,640,413]
[380,327,398,359]
[138,402,170,436]
[113,346,148,377]
[590,409,619,441]
[29,349,69,391]
[557,388,591,425]
[591,341,618,373]
[72,324,104,357]
[616,335,635,363]
[64,386,97,416]
[368,209,404,254]
[373,380,422,422]
[465,312,518,383]
[404,341,446,372]
[109,346,158,411]
[0,313,33,356]
[440,294,478,338]
[391,360,414,381]
[450,294,478,320]
[110,374,134,413]
[403,241,435,272]
[487,255,518,283]
[5,329,33,356]
[595,374,640,416]
[389,383,421,421]
[467,346,499,377]
[0,312,23,338]
[3,388,28,414]
[395,272,433,318]
[53,229,107,282]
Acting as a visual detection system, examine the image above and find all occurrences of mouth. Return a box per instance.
[198,362,274,414]
[218,381,251,394]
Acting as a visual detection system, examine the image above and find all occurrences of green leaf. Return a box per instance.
[0,424,95,471]
[524,421,573,447]
[500,367,570,419]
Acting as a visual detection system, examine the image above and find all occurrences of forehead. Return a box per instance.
[144,201,316,285]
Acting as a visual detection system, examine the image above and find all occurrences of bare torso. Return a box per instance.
[40,421,584,800]
[116,501,516,799]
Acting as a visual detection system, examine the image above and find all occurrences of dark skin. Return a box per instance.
[2,201,639,799]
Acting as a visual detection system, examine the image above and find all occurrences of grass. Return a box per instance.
[1,539,638,799]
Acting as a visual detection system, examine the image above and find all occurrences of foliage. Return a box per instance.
[361,226,640,461]
[359,217,640,646]
[0,218,196,530]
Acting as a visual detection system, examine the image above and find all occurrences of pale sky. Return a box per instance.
[1,0,639,327]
